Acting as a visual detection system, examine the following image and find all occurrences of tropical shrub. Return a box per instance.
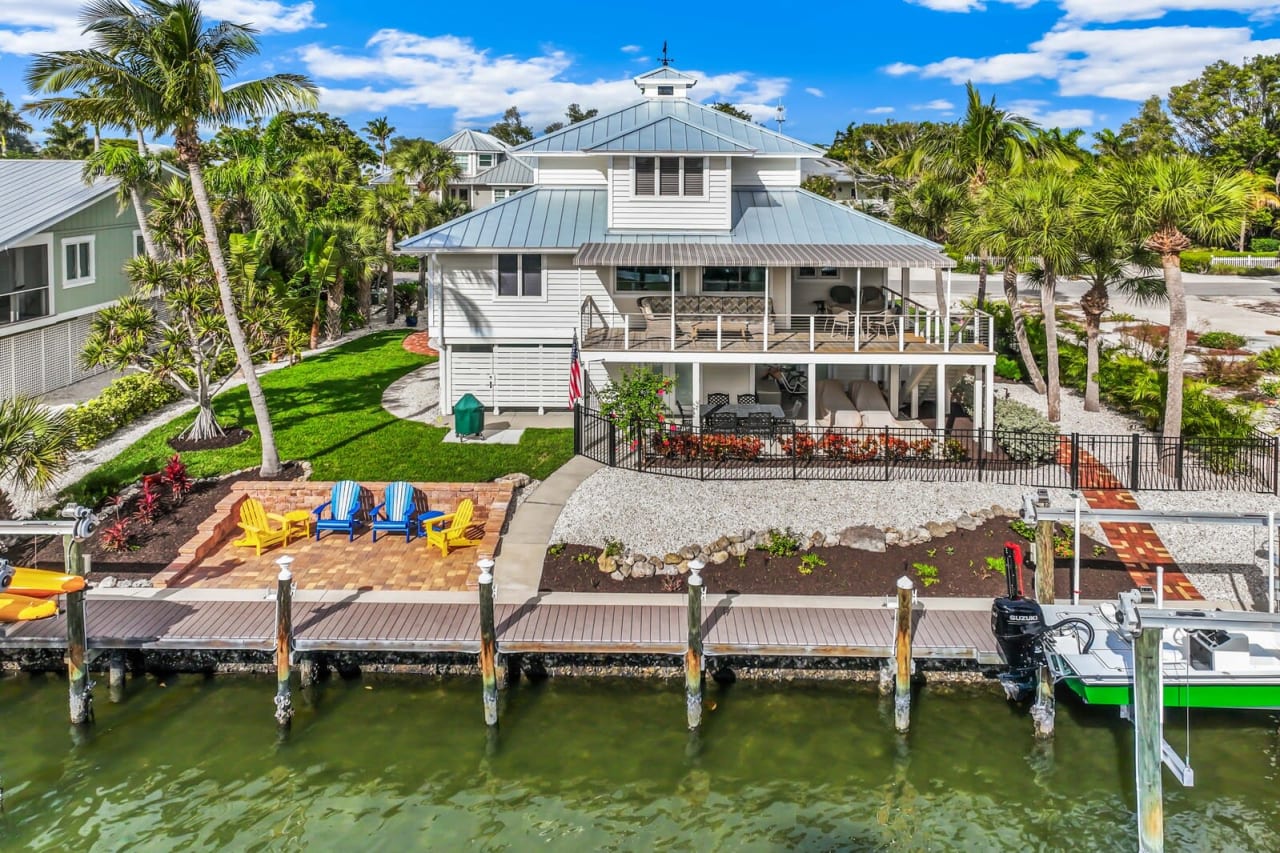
[1250,237,1279,253]
[992,397,1059,462]
[1200,355,1261,388]
[1257,347,1280,372]
[765,529,801,558]
[1259,378,1280,399]
[1179,250,1212,273]
[1196,331,1247,350]
[68,373,183,450]
[994,353,1024,381]
[599,365,673,439]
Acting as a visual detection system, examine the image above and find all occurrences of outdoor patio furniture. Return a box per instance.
[861,312,898,341]
[706,392,730,407]
[312,480,367,542]
[281,510,313,542]
[233,498,292,556]
[741,411,775,437]
[829,310,855,339]
[371,481,422,543]
[698,403,785,421]
[691,319,751,340]
[424,498,483,557]
[705,412,739,433]
[737,393,758,404]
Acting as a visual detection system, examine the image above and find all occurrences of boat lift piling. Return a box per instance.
[685,560,705,731]
[478,559,499,728]
[274,556,294,729]
[893,576,914,733]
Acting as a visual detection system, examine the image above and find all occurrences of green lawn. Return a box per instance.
[67,331,575,505]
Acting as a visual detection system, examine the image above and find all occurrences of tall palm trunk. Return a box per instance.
[181,146,281,476]
[1003,262,1046,393]
[1080,282,1109,413]
[129,187,159,260]
[976,256,988,307]
[417,256,427,313]
[326,268,344,343]
[384,226,396,324]
[1161,250,1188,441]
[357,273,372,326]
[1041,270,1061,423]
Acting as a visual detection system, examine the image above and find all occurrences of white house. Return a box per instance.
[400,66,995,438]
[436,129,534,209]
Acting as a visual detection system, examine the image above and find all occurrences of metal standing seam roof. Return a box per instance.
[584,116,755,154]
[458,156,535,186]
[0,160,122,248]
[436,129,511,153]
[514,99,823,156]
[399,186,952,268]
[634,66,699,83]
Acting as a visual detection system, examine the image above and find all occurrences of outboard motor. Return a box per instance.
[991,543,1045,700]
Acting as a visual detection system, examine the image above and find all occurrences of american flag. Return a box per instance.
[568,332,583,409]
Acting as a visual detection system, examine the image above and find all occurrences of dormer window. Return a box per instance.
[634,157,705,197]
[657,85,674,96]
[477,153,495,169]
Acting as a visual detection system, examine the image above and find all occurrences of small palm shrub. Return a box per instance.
[1196,331,1247,351]
[1255,347,1280,372]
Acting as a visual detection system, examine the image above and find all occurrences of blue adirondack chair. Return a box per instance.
[371,481,422,543]
[312,480,366,541]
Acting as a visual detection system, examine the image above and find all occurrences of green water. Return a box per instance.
[2,674,1279,851]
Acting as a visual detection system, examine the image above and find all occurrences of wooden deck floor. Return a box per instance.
[0,597,999,662]
[582,327,992,356]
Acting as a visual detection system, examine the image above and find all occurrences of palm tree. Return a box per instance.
[1090,154,1251,440]
[364,116,395,170]
[0,90,32,157]
[359,180,428,324]
[26,0,317,477]
[0,397,76,522]
[41,119,94,159]
[83,141,163,258]
[891,174,965,315]
[1237,171,1280,251]
[391,138,459,196]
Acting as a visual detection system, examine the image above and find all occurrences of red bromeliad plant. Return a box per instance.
[133,474,164,525]
[162,454,193,503]
[100,520,135,553]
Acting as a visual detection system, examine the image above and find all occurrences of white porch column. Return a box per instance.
[900,267,911,311]
[670,267,677,350]
[984,361,995,450]
[910,383,920,419]
[935,363,946,445]
[972,374,984,442]
[442,344,452,413]
[692,361,702,429]
[807,363,817,427]
[943,268,952,353]
[889,365,900,415]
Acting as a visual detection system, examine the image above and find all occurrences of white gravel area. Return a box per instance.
[1000,381,1152,437]
[551,467,1075,555]
[382,362,442,425]
[1135,490,1280,609]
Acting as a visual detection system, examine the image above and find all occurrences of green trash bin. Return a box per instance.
[455,393,485,437]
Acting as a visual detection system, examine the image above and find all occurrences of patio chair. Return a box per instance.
[829,285,855,310]
[232,498,291,556]
[424,498,483,557]
[706,392,730,407]
[741,411,774,438]
[312,480,366,542]
[829,310,855,339]
[371,481,422,543]
[737,393,758,404]
[705,412,738,433]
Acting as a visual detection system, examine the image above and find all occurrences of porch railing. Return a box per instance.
[579,297,994,355]
[574,404,1280,493]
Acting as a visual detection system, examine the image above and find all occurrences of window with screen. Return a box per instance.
[497,254,543,297]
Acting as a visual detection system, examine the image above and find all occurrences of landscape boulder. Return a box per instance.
[838,525,886,552]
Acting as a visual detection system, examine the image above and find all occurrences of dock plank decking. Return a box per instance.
[0,598,1000,663]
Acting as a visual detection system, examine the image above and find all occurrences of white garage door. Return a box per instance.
[447,344,570,411]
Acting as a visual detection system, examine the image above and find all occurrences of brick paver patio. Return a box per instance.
[403,331,439,356]
[155,480,513,591]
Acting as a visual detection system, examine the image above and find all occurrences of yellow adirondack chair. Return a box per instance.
[424,499,483,557]
[232,498,292,556]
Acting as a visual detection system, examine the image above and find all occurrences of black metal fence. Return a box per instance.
[573,405,1280,493]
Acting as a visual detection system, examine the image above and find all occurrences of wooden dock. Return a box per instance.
[0,596,999,663]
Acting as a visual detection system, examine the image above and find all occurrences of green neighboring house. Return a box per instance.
[0,159,146,399]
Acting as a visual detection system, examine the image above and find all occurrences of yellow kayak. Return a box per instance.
[0,592,58,623]
[6,567,86,599]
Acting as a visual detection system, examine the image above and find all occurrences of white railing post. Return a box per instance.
[717,314,723,352]
[762,311,769,352]
[809,314,815,353]
[623,313,630,350]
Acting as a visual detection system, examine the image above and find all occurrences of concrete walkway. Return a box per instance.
[495,455,602,601]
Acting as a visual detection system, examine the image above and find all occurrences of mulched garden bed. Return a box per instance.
[540,519,1136,600]
[168,428,252,453]
[0,461,304,580]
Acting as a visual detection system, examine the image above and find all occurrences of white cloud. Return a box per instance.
[620,44,642,53]
[0,0,318,55]
[1006,98,1096,128]
[887,25,1280,101]
[913,98,956,111]
[302,30,789,129]
[805,87,825,97]
[1059,1,1280,23]
[906,0,1037,11]
[867,106,896,114]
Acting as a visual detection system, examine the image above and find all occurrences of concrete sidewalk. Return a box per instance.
[494,455,602,601]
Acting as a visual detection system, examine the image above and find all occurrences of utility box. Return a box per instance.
[454,393,485,437]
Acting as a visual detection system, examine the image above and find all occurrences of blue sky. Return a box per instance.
[3,1,1280,146]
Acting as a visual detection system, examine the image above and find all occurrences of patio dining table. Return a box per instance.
[698,403,786,420]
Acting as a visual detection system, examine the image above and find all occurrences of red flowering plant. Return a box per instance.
[818,431,880,462]
[779,430,817,459]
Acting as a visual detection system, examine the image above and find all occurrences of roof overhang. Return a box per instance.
[572,242,955,269]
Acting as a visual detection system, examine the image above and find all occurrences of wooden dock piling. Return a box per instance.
[478,559,498,728]
[1031,664,1055,739]
[686,561,705,731]
[1133,624,1164,852]
[1035,520,1055,603]
[894,576,913,733]
[108,651,127,704]
[64,541,91,725]
[274,556,294,728]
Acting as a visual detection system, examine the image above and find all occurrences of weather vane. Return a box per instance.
[660,41,674,66]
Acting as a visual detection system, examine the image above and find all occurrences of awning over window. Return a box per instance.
[572,242,956,269]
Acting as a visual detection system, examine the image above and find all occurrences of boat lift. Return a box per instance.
[1019,491,1280,611]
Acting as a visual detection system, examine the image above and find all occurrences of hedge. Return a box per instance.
[69,373,182,450]
[992,397,1059,462]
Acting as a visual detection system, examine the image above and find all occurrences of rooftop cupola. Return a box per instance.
[634,66,697,99]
